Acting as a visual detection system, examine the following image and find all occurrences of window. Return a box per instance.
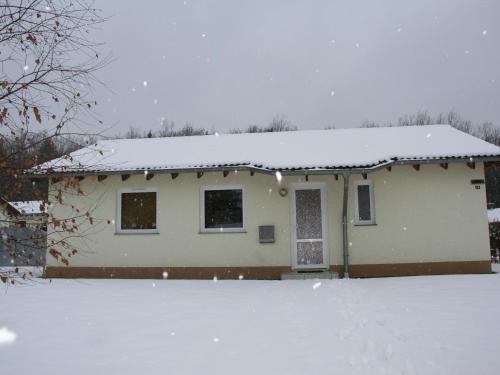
[117,189,158,233]
[16,220,26,228]
[354,181,375,225]
[201,186,244,232]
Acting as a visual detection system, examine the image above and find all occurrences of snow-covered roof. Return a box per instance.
[488,208,500,223]
[35,125,500,174]
[8,201,45,215]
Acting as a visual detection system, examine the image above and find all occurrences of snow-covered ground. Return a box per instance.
[1,269,500,375]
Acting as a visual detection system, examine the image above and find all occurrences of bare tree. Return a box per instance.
[445,111,473,133]
[360,120,380,128]
[231,115,297,134]
[121,122,211,139]
[397,110,433,126]
[268,115,296,132]
[476,122,500,146]
[0,0,110,283]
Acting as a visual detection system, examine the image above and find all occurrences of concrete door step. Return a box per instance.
[281,270,339,280]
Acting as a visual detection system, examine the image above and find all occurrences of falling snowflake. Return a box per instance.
[213,337,220,343]
[330,39,336,44]
[153,99,158,104]
[355,43,360,48]
[201,33,207,38]
[214,132,219,137]
[312,282,322,290]
[152,282,156,288]
[131,87,136,92]
[275,171,282,184]
[426,133,432,138]
[330,90,335,96]
[23,65,29,71]
[397,27,402,33]
[238,275,244,280]
[482,30,488,36]
[170,331,176,336]
[162,271,168,279]
[143,81,148,87]
[213,276,218,283]
[0,327,17,344]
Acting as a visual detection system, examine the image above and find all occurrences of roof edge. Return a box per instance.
[23,155,500,179]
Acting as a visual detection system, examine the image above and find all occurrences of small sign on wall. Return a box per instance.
[471,179,485,190]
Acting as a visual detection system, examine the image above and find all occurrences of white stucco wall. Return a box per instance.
[46,162,491,268]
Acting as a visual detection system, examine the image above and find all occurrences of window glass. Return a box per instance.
[121,192,157,230]
[204,189,243,229]
[357,184,372,221]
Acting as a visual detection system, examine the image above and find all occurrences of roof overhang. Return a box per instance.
[23,155,500,179]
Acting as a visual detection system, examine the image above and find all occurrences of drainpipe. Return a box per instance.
[342,172,350,279]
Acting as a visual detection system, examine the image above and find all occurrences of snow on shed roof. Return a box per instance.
[488,208,500,223]
[8,201,45,215]
[37,125,500,174]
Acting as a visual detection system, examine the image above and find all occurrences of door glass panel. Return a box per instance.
[295,189,322,239]
[297,241,323,265]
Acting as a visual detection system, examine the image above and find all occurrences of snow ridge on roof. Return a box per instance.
[36,125,500,174]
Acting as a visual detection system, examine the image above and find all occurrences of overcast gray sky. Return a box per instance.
[92,0,500,134]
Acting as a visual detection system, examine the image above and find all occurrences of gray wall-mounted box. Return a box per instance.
[259,225,275,243]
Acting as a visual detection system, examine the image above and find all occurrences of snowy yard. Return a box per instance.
[2,268,500,375]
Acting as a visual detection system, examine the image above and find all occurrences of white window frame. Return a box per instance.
[200,185,245,233]
[116,187,159,234]
[353,180,375,225]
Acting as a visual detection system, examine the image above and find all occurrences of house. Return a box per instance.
[0,198,47,266]
[487,208,500,262]
[0,197,21,227]
[0,198,46,230]
[32,125,500,279]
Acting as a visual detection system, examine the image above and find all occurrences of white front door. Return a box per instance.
[290,183,329,269]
